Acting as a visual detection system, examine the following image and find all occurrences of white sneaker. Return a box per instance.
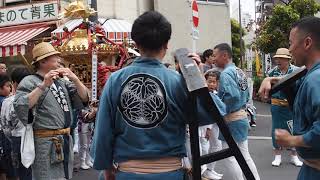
[272,155,282,167]
[80,162,90,170]
[291,155,303,167]
[211,170,223,177]
[86,160,93,168]
[202,169,222,180]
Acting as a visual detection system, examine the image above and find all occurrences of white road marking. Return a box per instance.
[248,136,272,140]
[256,114,272,117]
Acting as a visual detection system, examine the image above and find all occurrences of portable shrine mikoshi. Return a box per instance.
[51,1,136,100]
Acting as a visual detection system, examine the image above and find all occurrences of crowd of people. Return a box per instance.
[0,10,319,180]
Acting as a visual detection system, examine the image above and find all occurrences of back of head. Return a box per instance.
[131,11,172,52]
[11,67,31,84]
[214,43,233,58]
[292,17,320,49]
[0,73,10,88]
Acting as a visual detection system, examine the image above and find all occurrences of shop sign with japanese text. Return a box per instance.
[0,1,58,27]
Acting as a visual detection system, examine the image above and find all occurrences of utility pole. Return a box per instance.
[239,0,243,68]
[89,0,98,22]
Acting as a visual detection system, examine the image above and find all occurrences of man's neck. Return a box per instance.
[306,51,320,70]
[36,69,48,77]
[140,49,164,61]
[141,54,163,61]
[222,60,232,69]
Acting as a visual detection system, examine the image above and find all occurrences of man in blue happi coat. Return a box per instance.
[90,11,226,180]
[213,43,260,180]
[259,17,320,179]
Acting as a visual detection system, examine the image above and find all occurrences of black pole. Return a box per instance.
[89,0,98,22]
[239,0,243,68]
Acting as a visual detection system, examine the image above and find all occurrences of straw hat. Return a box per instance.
[32,42,60,64]
[273,48,291,59]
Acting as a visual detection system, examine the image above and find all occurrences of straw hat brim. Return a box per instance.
[32,51,61,65]
[273,54,291,59]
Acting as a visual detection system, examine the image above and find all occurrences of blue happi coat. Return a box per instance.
[218,63,250,142]
[268,64,297,148]
[293,62,320,180]
[91,57,226,180]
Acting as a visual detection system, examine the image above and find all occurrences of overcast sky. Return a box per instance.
[230,0,256,20]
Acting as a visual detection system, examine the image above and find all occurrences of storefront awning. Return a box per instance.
[0,24,50,57]
[99,18,132,43]
[52,18,132,43]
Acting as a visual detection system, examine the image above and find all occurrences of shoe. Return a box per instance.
[202,169,222,180]
[272,155,281,167]
[80,162,91,170]
[291,155,303,167]
[250,121,257,127]
[86,160,93,168]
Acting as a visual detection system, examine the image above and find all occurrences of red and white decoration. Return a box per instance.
[51,18,132,43]
[0,24,49,57]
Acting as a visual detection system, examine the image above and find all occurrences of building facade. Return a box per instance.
[1,0,232,65]
[96,0,232,63]
[0,0,62,71]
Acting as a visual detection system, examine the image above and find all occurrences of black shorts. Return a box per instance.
[0,134,32,179]
[0,130,13,175]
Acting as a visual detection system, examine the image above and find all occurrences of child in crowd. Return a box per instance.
[1,68,32,180]
[78,100,98,170]
[201,70,224,180]
[0,73,17,180]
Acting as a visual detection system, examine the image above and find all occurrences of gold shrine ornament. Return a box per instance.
[60,0,97,20]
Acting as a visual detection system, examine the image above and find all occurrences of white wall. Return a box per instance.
[94,0,232,64]
[97,0,115,18]
[154,0,231,63]
[97,0,152,22]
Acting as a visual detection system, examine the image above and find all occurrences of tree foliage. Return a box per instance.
[256,0,320,53]
[231,19,246,66]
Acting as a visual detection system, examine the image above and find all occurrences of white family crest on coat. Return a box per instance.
[236,68,248,91]
[118,74,168,129]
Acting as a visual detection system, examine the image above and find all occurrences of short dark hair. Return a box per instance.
[292,17,320,49]
[0,74,10,88]
[131,11,172,51]
[11,67,31,84]
[204,70,220,80]
[203,49,213,61]
[214,43,233,58]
